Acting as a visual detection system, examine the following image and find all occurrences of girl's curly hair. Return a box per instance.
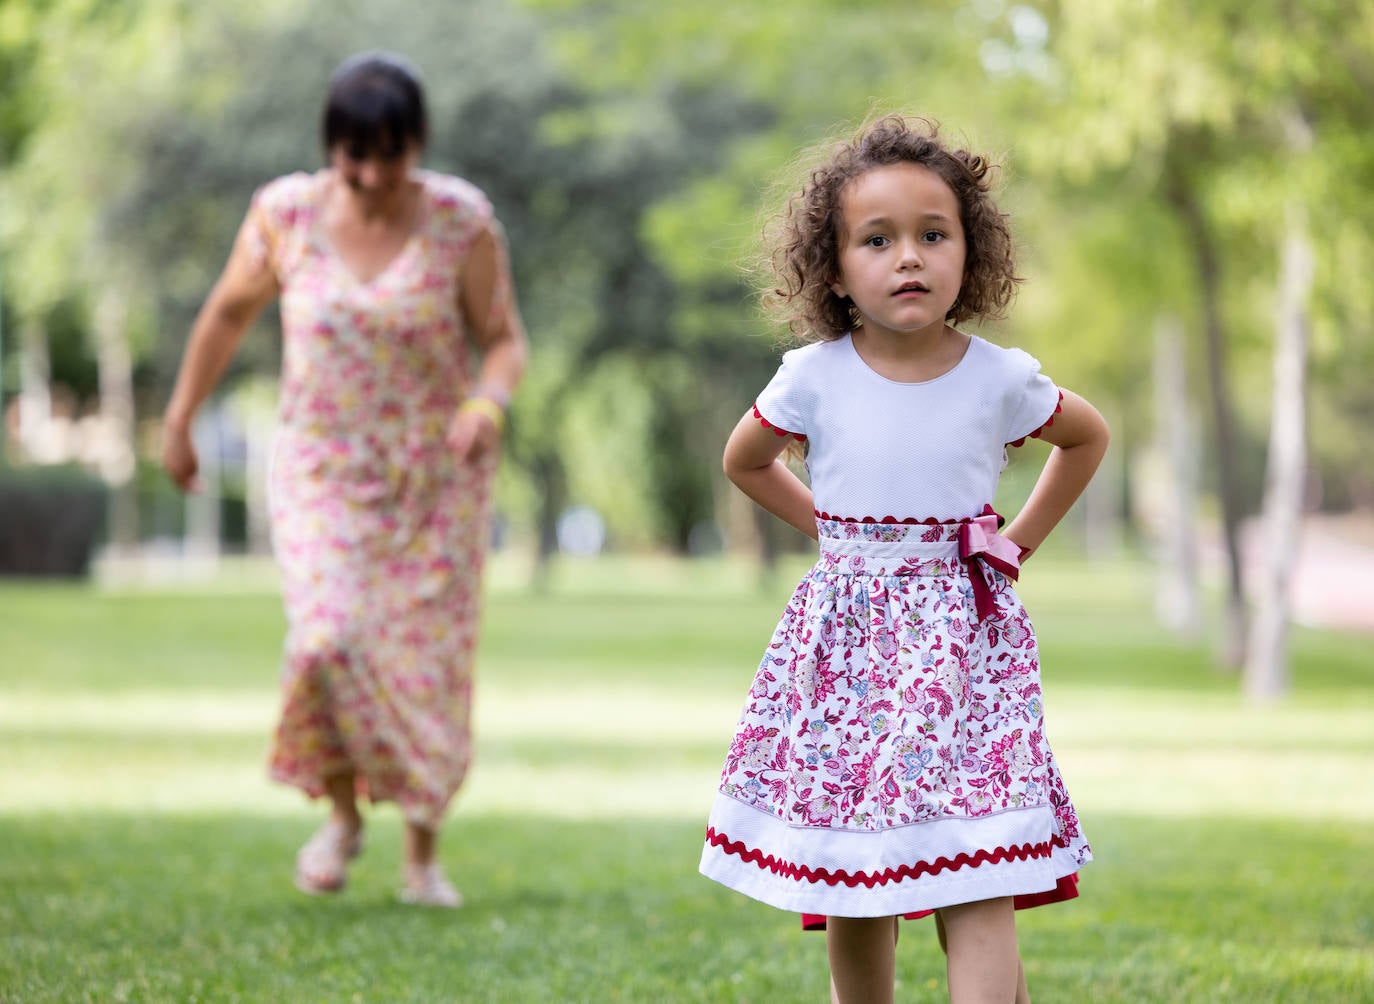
[763,114,1021,341]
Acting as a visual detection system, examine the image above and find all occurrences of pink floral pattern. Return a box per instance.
[248,171,498,829]
[716,517,1087,853]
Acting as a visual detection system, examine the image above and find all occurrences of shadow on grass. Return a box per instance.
[2,812,1371,1003]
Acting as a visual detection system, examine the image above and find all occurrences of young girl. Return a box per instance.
[698,115,1109,1003]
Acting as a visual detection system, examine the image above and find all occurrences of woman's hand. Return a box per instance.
[160,201,278,494]
[446,403,503,462]
[162,422,201,493]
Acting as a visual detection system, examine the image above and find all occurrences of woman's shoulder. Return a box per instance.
[421,171,494,220]
[254,171,320,210]
[249,171,323,236]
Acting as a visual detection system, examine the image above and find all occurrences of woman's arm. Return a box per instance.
[161,212,279,492]
[1001,389,1110,556]
[448,224,529,460]
[722,412,818,541]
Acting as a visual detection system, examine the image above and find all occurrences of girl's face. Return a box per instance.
[831,162,966,342]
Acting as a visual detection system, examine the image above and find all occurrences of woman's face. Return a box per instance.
[329,139,420,204]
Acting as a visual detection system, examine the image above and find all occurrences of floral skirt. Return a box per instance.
[699,516,1090,918]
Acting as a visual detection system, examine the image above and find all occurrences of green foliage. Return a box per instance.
[3,0,1372,552]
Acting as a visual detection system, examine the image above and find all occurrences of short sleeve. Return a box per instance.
[752,347,811,441]
[239,192,279,277]
[1004,348,1063,446]
[238,172,314,281]
[427,173,495,259]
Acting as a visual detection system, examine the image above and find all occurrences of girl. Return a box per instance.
[698,115,1109,1003]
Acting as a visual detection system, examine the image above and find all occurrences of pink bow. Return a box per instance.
[958,514,1022,621]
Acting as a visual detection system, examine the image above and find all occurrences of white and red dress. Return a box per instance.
[699,333,1090,921]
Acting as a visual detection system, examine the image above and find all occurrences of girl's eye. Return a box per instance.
[922,231,945,243]
[864,235,889,248]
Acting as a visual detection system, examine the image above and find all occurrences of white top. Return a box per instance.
[754,333,1060,522]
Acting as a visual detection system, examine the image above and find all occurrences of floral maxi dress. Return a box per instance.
[245,170,498,829]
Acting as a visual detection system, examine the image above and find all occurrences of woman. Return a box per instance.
[162,52,527,906]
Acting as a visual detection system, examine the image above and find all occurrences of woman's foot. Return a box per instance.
[293,818,363,895]
[399,862,463,908]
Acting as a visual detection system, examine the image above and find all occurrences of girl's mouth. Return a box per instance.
[893,282,930,295]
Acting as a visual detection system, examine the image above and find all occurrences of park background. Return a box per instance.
[1,0,1372,1000]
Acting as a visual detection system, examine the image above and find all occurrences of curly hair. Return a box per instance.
[763,115,1021,341]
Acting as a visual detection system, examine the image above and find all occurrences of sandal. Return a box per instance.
[293,819,363,895]
[399,863,463,908]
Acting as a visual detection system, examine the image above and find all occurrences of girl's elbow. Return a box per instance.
[1094,413,1112,452]
[722,454,758,488]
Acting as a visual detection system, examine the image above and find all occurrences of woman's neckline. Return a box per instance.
[844,330,975,386]
[313,169,430,287]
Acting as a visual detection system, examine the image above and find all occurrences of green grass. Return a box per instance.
[2,554,1373,1002]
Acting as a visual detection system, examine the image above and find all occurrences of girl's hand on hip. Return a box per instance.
[447,407,501,462]
[162,423,201,493]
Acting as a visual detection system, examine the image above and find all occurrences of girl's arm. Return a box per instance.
[161,213,280,492]
[448,224,529,460]
[722,412,818,541]
[1002,389,1110,557]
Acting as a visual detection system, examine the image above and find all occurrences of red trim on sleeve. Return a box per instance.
[1007,390,1065,448]
[752,403,806,442]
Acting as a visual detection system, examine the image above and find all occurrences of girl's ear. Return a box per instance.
[830,281,847,299]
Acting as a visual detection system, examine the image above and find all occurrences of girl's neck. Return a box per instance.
[850,324,970,383]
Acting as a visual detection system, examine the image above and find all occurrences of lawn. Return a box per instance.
[1,554,1372,1002]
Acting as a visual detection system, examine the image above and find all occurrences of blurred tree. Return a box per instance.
[0,0,243,548]
[5,0,1369,623]
[1020,0,1373,678]
[8,0,775,568]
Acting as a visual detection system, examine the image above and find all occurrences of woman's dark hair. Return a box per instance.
[763,114,1021,341]
[322,52,428,158]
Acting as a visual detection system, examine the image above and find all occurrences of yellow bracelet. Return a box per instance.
[460,395,506,434]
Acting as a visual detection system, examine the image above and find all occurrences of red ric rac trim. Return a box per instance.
[752,403,806,442]
[814,503,1004,528]
[705,826,1064,888]
[1008,390,1065,448]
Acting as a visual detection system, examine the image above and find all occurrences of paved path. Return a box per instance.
[1247,514,1374,635]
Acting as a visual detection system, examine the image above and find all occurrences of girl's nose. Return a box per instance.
[897,239,924,268]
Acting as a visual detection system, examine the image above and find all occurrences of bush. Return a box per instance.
[0,462,107,577]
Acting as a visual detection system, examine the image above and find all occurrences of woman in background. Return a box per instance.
[162,52,527,907]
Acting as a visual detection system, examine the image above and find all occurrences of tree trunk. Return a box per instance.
[1243,209,1314,702]
[16,319,52,462]
[93,287,139,555]
[1151,315,1203,638]
[185,407,222,564]
[1166,162,1247,668]
[531,450,567,593]
[1080,407,1122,560]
